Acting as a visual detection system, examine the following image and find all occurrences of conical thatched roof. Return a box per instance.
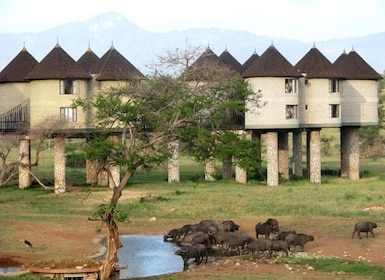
[185,47,230,81]
[77,46,100,73]
[91,45,144,81]
[333,49,382,80]
[25,43,92,80]
[0,46,38,83]
[218,48,242,74]
[242,45,302,78]
[295,46,333,78]
[241,50,259,74]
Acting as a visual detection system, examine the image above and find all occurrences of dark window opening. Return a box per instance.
[60,79,78,94]
[330,104,340,118]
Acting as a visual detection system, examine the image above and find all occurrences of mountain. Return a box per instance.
[0,12,384,75]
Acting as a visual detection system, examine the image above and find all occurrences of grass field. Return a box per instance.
[1,133,385,279]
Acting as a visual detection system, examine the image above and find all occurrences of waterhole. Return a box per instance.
[118,234,183,279]
[0,266,22,274]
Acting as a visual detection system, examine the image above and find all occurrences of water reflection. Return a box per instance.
[118,234,182,279]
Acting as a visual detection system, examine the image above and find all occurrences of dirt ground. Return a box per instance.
[1,189,385,279]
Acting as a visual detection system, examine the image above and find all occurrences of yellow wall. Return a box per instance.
[29,79,90,129]
[0,82,30,114]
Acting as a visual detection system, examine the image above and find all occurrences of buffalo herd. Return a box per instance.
[164,218,378,271]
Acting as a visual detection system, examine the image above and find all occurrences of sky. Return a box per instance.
[1,0,385,42]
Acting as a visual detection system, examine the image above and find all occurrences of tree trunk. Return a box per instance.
[99,212,122,280]
[99,170,132,280]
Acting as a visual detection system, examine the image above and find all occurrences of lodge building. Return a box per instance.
[0,41,381,190]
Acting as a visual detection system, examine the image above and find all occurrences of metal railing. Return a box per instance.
[0,102,30,133]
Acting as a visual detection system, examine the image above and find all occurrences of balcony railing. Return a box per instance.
[0,103,30,133]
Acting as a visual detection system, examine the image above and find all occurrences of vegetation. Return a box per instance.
[71,45,261,279]
[1,154,385,279]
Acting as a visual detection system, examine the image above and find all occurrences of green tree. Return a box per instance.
[359,87,385,158]
[72,45,261,279]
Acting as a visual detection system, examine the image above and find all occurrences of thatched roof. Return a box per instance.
[185,47,230,81]
[241,50,259,74]
[25,43,92,80]
[332,49,382,80]
[0,47,38,83]
[91,45,144,81]
[242,45,302,78]
[218,48,242,74]
[295,46,333,78]
[77,46,100,73]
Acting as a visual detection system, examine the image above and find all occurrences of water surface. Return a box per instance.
[118,234,183,279]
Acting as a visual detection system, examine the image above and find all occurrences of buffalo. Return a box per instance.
[284,233,314,251]
[246,239,272,258]
[352,221,378,239]
[222,220,240,232]
[255,218,279,239]
[175,244,208,271]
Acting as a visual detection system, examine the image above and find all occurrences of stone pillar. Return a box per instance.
[54,136,66,194]
[205,157,216,181]
[86,138,98,185]
[278,132,289,180]
[108,135,120,189]
[86,159,98,185]
[292,131,303,177]
[235,165,247,184]
[98,169,109,186]
[341,127,360,180]
[340,128,349,178]
[222,155,233,179]
[265,132,278,186]
[168,139,180,183]
[18,137,31,188]
[109,165,120,189]
[309,130,321,184]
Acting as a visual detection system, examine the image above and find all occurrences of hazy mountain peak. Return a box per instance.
[0,12,384,74]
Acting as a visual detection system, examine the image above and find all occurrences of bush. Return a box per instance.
[66,153,86,168]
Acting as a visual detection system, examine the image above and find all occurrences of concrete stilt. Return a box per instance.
[235,165,247,184]
[308,130,321,184]
[266,132,278,186]
[97,169,108,187]
[54,137,66,194]
[86,159,98,185]
[168,139,180,183]
[18,137,31,188]
[292,131,303,177]
[108,135,120,189]
[205,157,216,181]
[341,127,360,180]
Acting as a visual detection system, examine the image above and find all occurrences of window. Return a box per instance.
[285,78,297,93]
[285,105,298,119]
[60,107,77,122]
[329,104,340,118]
[329,79,341,93]
[60,79,78,94]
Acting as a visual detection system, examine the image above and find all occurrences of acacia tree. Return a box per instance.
[72,45,261,279]
[0,118,69,189]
